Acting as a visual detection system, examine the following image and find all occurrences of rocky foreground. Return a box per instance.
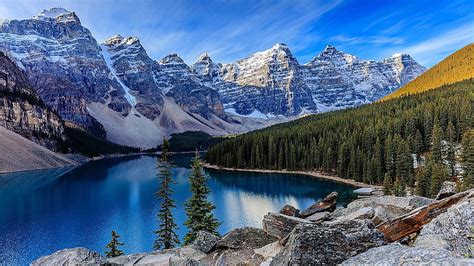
[33,182,473,265]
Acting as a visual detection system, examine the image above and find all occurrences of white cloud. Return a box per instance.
[400,23,474,66]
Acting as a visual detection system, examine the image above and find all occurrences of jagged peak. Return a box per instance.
[32,7,79,23]
[324,44,337,52]
[272,43,289,50]
[160,53,185,64]
[103,35,140,47]
[197,53,212,62]
[388,53,413,60]
[306,44,358,65]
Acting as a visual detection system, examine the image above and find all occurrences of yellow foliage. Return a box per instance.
[382,43,474,101]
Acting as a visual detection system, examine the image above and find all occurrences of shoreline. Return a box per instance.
[203,163,382,189]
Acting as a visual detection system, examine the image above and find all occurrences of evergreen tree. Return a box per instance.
[461,130,474,190]
[383,173,392,195]
[431,123,443,162]
[154,139,179,250]
[184,153,220,245]
[429,163,448,197]
[446,122,456,176]
[105,230,124,258]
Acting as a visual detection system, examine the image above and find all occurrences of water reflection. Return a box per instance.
[0,154,356,265]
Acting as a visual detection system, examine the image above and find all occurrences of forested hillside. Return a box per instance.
[382,44,474,100]
[206,79,474,196]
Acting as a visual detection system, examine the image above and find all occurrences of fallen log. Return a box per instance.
[376,189,473,242]
[299,192,338,218]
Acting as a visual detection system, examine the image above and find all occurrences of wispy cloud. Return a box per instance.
[0,0,472,67]
[399,23,474,66]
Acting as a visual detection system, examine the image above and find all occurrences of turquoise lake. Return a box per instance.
[0,154,357,264]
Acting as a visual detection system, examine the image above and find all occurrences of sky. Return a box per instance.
[0,0,472,66]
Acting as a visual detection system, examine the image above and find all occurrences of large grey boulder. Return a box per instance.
[107,250,176,265]
[270,219,385,265]
[436,181,457,200]
[192,231,220,253]
[415,199,473,257]
[342,243,473,265]
[331,195,433,225]
[215,227,277,250]
[299,192,338,218]
[31,247,107,265]
[262,212,312,239]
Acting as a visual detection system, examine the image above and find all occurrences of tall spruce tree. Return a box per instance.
[154,139,179,250]
[105,231,124,258]
[431,123,443,162]
[461,130,474,190]
[184,152,220,245]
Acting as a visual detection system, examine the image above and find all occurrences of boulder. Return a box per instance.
[415,199,473,257]
[31,247,108,265]
[299,192,338,218]
[342,243,473,265]
[270,219,385,265]
[108,251,175,265]
[328,207,375,224]
[215,227,278,250]
[353,187,375,195]
[169,246,206,266]
[262,212,312,239]
[330,195,433,225]
[436,181,457,200]
[192,231,220,253]
[305,211,330,222]
[279,204,300,217]
[254,241,283,261]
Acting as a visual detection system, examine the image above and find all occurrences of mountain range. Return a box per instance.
[0,8,426,148]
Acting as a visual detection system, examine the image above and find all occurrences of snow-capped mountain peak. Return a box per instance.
[32,7,79,23]
[160,53,186,65]
[197,52,212,62]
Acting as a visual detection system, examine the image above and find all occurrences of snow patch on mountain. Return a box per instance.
[100,45,136,106]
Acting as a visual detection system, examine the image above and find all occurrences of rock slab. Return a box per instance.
[271,219,385,265]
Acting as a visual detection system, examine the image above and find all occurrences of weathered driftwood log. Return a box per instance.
[376,190,473,242]
[299,192,338,218]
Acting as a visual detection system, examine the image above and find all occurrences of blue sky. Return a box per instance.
[0,0,472,66]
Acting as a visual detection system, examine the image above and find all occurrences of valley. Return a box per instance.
[0,3,473,266]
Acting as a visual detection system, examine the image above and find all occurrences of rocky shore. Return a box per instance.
[32,183,473,265]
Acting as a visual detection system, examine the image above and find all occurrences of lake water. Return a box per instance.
[0,154,356,265]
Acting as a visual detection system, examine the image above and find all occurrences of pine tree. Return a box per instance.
[461,130,474,190]
[446,122,456,176]
[429,162,448,197]
[383,173,392,195]
[154,139,179,250]
[393,177,407,196]
[184,152,220,245]
[105,230,124,258]
[431,123,443,162]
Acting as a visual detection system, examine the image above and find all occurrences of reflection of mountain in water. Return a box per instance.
[0,167,74,197]
[205,169,357,206]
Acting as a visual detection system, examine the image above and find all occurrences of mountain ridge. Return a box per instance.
[0,7,426,148]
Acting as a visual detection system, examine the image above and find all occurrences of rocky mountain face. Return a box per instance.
[0,8,130,136]
[0,52,65,151]
[193,44,426,115]
[0,7,425,148]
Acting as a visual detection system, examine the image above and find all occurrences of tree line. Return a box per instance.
[206,79,474,197]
